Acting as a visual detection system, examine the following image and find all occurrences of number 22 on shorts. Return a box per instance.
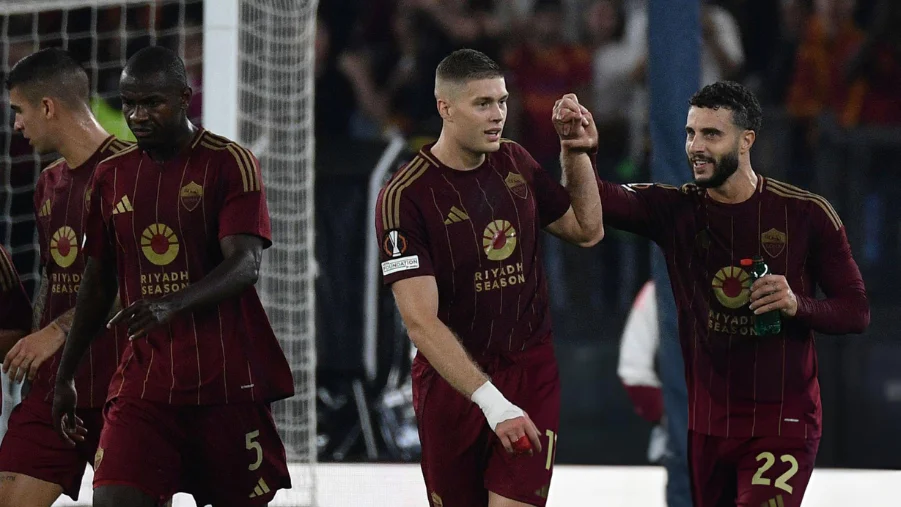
[544,429,559,470]
[246,430,263,471]
[751,451,799,494]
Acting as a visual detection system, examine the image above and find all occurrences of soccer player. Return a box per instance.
[0,245,31,367]
[557,81,869,507]
[50,46,294,507]
[0,48,131,507]
[375,49,603,507]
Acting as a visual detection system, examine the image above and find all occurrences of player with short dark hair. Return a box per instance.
[557,80,869,507]
[376,48,603,507]
[51,45,294,507]
[0,47,131,507]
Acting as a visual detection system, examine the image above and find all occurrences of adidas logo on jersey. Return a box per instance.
[248,477,271,499]
[112,195,134,214]
[38,199,52,217]
[443,206,470,224]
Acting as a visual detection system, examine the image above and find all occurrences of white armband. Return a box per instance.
[471,381,523,431]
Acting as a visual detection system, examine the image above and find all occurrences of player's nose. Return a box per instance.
[688,137,705,154]
[128,105,149,122]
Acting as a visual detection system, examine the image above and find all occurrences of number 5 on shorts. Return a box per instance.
[751,452,799,494]
[246,430,263,471]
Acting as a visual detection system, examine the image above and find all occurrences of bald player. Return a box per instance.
[375,48,603,507]
[51,46,294,507]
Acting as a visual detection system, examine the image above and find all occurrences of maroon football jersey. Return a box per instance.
[31,136,131,408]
[84,129,294,405]
[375,140,571,362]
[600,176,868,438]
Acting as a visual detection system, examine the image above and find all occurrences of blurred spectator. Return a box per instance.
[315,15,357,141]
[406,0,505,62]
[760,0,813,105]
[785,0,864,126]
[584,0,644,171]
[504,0,592,168]
[843,0,901,126]
[617,281,668,464]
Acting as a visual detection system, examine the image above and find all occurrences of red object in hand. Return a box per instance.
[512,435,533,454]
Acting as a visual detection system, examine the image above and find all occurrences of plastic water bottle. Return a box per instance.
[741,256,782,336]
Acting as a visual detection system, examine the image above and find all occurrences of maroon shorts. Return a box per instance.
[93,397,291,506]
[689,430,820,507]
[413,342,560,507]
[0,393,104,500]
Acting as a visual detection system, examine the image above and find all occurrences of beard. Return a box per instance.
[689,148,740,189]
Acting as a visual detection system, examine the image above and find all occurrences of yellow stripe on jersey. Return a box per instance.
[418,148,441,168]
[108,139,132,153]
[191,129,207,148]
[0,248,17,292]
[99,136,118,153]
[381,157,429,230]
[41,157,66,173]
[231,144,261,192]
[200,133,260,192]
[226,144,253,193]
[392,160,430,229]
[98,143,139,165]
[381,157,423,230]
[766,180,842,231]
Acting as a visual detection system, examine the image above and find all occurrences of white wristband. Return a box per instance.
[471,381,523,431]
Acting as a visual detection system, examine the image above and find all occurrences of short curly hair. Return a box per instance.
[689,81,762,133]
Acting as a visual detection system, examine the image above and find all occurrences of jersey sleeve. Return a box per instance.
[793,201,869,334]
[217,145,272,248]
[375,179,434,285]
[600,182,684,243]
[0,247,32,332]
[83,166,115,261]
[507,142,571,227]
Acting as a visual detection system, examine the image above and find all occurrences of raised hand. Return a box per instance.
[552,93,598,153]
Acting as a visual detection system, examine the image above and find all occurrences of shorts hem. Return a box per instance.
[0,467,77,501]
[487,486,547,507]
[93,479,174,503]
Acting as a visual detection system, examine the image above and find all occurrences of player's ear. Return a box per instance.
[741,129,755,154]
[180,86,193,111]
[41,97,55,119]
[437,97,452,122]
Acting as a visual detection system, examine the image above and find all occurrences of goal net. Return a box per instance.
[0,1,317,505]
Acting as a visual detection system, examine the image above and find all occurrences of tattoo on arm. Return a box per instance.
[32,267,50,332]
[53,307,76,335]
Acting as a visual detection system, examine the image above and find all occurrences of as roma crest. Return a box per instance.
[761,228,786,258]
[504,172,528,199]
[180,181,203,211]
